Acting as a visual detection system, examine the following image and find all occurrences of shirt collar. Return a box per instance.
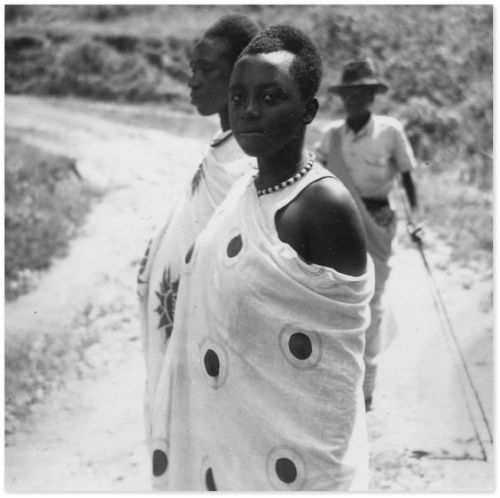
[343,114,374,139]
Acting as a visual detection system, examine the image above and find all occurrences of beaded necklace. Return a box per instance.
[255,152,315,197]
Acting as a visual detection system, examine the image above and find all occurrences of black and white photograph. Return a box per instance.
[3,2,494,492]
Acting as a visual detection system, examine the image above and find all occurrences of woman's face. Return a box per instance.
[188,36,233,116]
[229,51,311,157]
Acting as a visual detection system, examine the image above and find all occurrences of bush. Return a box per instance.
[4,136,103,300]
[4,5,34,23]
[79,5,135,22]
[4,34,56,94]
[51,39,155,100]
[396,97,461,167]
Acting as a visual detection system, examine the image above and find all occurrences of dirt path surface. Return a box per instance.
[4,96,494,492]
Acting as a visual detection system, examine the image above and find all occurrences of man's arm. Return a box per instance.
[401,170,418,211]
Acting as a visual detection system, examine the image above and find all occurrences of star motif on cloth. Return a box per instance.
[154,267,180,341]
[190,163,205,197]
[137,239,152,285]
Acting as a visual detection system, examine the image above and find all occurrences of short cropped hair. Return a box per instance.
[204,15,261,66]
[239,24,322,101]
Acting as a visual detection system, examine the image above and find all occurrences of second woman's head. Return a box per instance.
[189,15,260,118]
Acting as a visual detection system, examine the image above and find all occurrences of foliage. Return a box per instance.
[53,39,158,101]
[4,4,493,169]
[4,136,103,300]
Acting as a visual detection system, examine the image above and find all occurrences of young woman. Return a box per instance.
[137,14,259,451]
[150,25,374,491]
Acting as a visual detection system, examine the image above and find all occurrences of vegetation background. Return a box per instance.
[5,3,493,275]
[4,3,494,491]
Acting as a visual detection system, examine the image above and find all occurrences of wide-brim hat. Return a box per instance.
[329,59,389,94]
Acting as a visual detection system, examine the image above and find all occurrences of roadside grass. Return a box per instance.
[4,133,106,433]
[4,313,100,436]
[4,98,492,437]
[419,173,493,265]
[394,165,493,270]
[4,134,103,300]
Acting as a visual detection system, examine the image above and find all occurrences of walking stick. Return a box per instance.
[397,183,493,462]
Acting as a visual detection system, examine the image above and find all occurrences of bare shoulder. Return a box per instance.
[300,176,361,223]
[299,176,367,275]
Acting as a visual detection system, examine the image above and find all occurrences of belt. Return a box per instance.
[361,197,390,210]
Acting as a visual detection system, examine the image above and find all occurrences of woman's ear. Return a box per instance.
[303,98,319,125]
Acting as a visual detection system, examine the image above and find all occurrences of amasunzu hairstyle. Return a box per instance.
[238,24,323,101]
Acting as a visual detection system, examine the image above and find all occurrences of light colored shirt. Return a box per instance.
[314,115,416,199]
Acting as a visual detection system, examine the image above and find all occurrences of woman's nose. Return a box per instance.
[243,98,260,119]
[188,70,201,89]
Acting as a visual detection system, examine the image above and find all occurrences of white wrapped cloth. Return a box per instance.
[137,130,255,448]
[150,162,375,490]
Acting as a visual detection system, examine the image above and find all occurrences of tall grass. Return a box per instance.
[416,169,493,265]
[4,135,106,433]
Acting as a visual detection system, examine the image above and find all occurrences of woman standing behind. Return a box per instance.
[137,14,259,450]
[151,25,374,490]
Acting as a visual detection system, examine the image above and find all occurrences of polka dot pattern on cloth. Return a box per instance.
[266,446,306,490]
[199,339,229,389]
[152,449,168,477]
[204,349,220,377]
[278,324,322,370]
[288,332,312,360]
[205,468,217,490]
[226,234,243,257]
[276,458,297,483]
[185,242,195,264]
[221,229,246,268]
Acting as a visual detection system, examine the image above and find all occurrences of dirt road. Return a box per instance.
[4,96,494,491]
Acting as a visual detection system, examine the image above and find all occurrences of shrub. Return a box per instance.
[79,5,136,22]
[396,97,461,167]
[4,5,34,23]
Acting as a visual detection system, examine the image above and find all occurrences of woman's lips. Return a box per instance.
[236,129,264,136]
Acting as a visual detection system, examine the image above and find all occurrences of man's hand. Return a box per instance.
[407,222,424,244]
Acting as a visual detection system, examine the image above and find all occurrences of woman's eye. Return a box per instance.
[191,64,216,75]
[263,93,279,103]
[231,94,242,104]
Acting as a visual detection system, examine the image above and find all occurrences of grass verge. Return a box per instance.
[4,134,103,300]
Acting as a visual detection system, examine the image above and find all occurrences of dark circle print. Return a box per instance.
[288,332,312,360]
[226,234,243,257]
[185,243,195,264]
[152,449,168,477]
[205,468,217,491]
[204,349,220,377]
[275,458,297,483]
